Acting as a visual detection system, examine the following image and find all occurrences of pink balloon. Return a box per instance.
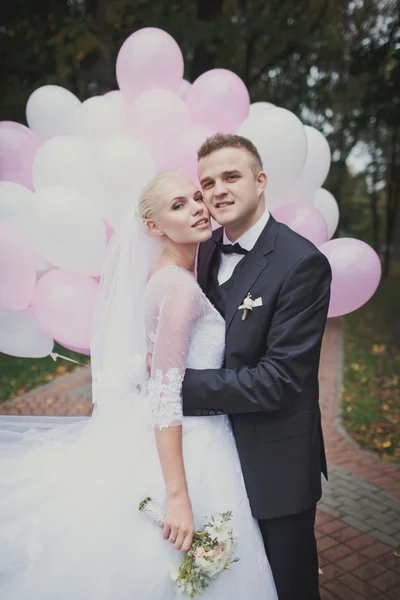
[32,269,99,348]
[116,28,184,101]
[186,69,250,133]
[126,89,190,161]
[0,121,31,133]
[0,221,36,310]
[319,238,381,318]
[56,340,90,356]
[160,124,214,184]
[272,202,329,247]
[0,127,41,189]
[177,79,192,101]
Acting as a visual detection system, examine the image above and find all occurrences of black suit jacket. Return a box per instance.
[182,216,332,520]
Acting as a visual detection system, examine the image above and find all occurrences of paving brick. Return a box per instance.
[324,580,367,600]
[366,518,399,536]
[335,553,368,571]
[378,494,400,512]
[346,535,376,551]
[331,527,363,543]
[364,510,396,525]
[361,541,396,559]
[320,544,353,563]
[359,497,390,514]
[317,536,339,552]
[390,520,400,532]
[320,588,340,600]
[319,563,346,581]
[319,520,347,536]
[318,506,343,519]
[368,529,400,549]
[316,512,334,526]
[386,588,400,600]
[352,561,387,581]
[369,569,399,592]
[375,550,400,571]
[342,515,373,534]
[338,572,376,597]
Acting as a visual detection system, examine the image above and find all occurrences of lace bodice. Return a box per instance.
[144,266,225,429]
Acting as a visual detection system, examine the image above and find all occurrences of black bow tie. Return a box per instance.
[215,241,249,255]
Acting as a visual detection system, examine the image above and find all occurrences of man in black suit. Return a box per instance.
[182,133,332,600]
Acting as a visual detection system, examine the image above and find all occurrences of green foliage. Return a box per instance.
[0,344,89,404]
[342,277,400,465]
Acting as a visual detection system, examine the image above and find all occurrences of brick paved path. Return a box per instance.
[1,319,399,598]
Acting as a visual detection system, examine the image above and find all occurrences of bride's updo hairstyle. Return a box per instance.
[138,171,183,226]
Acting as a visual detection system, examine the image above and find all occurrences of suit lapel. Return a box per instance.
[196,227,222,293]
[225,217,279,333]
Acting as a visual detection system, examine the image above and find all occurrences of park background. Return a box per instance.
[0,2,399,598]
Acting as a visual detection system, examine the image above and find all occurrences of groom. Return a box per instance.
[182,134,331,600]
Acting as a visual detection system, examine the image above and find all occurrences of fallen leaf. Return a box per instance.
[372,344,386,355]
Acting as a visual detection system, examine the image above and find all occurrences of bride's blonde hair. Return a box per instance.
[138,171,185,224]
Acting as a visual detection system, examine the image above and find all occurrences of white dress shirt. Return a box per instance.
[218,210,270,285]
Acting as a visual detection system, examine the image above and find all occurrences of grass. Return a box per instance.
[0,344,90,404]
[342,277,400,465]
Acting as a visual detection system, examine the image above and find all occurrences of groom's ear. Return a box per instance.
[256,171,267,195]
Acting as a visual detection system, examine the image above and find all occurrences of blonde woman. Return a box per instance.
[0,171,277,599]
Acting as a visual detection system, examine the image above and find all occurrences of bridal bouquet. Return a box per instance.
[139,497,240,598]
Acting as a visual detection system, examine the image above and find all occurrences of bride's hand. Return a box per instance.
[163,492,195,552]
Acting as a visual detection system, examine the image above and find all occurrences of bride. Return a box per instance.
[0,171,277,599]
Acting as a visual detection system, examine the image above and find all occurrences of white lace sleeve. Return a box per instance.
[145,268,202,429]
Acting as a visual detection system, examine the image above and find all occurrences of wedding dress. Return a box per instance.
[0,264,277,599]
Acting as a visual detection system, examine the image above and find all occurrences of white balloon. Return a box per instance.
[26,85,81,140]
[248,101,276,118]
[291,126,331,200]
[0,182,50,271]
[32,185,106,275]
[237,108,308,195]
[71,96,126,142]
[32,135,91,191]
[312,188,339,239]
[0,307,53,358]
[88,134,156,229]
[104,90,128,112]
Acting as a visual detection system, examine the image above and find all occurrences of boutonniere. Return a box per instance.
[240,293,254,321]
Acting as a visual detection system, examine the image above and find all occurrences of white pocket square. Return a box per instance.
[238,296,262,309]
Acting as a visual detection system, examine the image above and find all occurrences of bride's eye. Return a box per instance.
[172,202,184,210]
[195,194,204,202]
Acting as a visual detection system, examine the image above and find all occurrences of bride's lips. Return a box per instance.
[192,217,209,229]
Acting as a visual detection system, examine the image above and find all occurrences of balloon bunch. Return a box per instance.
[0,27,381,359]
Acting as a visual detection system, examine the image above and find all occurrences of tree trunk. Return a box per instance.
[383,126,400,278]
[369,124,380,252]
[189,0,224,81]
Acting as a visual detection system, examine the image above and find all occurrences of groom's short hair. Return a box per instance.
[198,133,263,176]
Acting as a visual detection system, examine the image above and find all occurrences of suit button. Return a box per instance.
[209,410,215,415]
[202,409,208,415]
[216,410,223,415]
[195,409,202,416]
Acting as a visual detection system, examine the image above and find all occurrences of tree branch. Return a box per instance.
[249,0,331,87]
